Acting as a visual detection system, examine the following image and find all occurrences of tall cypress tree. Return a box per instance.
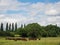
[9,23,11,31]
[12,23,14,32]
[6,23,8,31]
[1,23,3,31]
[0,26,1,31]
[21,24,23,28]
[15,23,17,31]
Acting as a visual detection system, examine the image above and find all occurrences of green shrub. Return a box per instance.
[0,31,14,37]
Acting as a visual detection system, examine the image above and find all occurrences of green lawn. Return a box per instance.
[0,37,60,45]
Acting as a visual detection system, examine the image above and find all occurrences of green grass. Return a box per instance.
[0,37,60,45]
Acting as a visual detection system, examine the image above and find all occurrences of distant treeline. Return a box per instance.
[0,23,60,38]
[0,23,17,37]
[0,23,17,32]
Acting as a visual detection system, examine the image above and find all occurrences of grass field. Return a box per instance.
[0,37,60,45]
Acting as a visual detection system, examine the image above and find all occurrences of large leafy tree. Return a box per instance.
[45,24,60,37]
[24,23,43,38]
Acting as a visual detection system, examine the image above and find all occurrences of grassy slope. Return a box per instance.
[0,37,60,45]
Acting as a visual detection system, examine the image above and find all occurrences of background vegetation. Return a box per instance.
[0,23,60,38]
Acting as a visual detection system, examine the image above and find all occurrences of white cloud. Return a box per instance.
[0,14,5,18]
[45,9,58,15]
[47,17,56,22]
[0,0,60,27]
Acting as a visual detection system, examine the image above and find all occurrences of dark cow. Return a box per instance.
[39,38,41,40]
[6,37,14,40]
[29,38,37,40]
[6,37,27,41]
[15,37,27,41]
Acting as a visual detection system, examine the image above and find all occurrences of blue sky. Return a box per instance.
[0,0,60,27]
[18,0,60,3]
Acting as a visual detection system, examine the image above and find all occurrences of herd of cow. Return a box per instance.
[6,37,41,41]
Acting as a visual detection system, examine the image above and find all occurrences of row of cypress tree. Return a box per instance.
[0,23,17,32]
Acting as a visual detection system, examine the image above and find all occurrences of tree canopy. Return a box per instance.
[0,23,60,38]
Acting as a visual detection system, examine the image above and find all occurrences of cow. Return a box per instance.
[6,37,14,40]
[6,37,27,41]
[39,38,41,40]
[29,38,37,40]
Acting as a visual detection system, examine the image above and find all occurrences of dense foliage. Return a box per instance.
[0,23,60,38]
[17,23,60,38]
[0,31,14,37]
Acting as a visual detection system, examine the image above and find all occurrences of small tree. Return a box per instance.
[6,23,8,31]
[24,24,26,28]
[9,23,11,31]
[12,23,14,32]
[15,23,17,31]
[17,28,27,37]
[1,23,4,31]
[21,24,23,28]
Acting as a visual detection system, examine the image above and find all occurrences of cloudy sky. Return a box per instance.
[0,0,60,27]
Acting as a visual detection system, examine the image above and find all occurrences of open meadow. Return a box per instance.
[0,37,60,45]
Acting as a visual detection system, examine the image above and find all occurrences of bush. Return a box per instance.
[17,28,28,37]
[6,32,15,37]
[0,31,14,37]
